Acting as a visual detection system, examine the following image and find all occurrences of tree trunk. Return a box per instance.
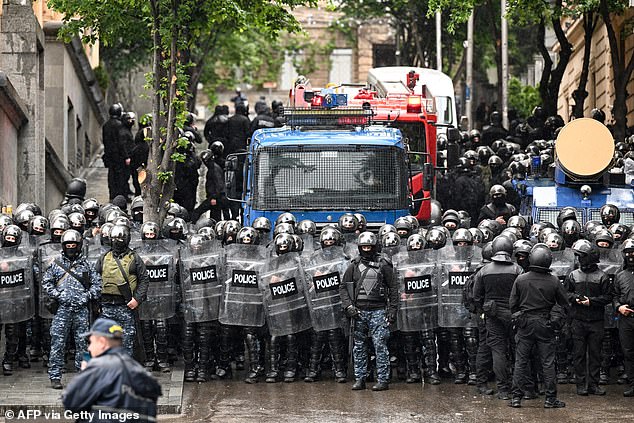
[144,0,163,224]
[600,0,634,142]
[536,19,553,112]
[572,12,597,119]
[544,1,572,118]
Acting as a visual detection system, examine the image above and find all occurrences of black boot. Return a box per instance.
[216,325,233,379]
[197,323,213,382]
[265,336,280,383]
[304,331,322,383]
[352,379,366,390]
[155,320,171,373]
[244,332,262,384]
[283,335,298,383]
[183,323,196,382]
[329,330,348,383]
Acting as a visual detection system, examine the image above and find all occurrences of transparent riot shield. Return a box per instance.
[300,234,316,255]
[180,243,224,323]
[394,249,439,332]
[260,252,312,336]
[219,244,267,327]
[437,245,481,328]
[136,240,177,320]
[342,233,358,260]
[550,249,574,284]
[0,247,35,323]
[38,243,62,319]
[599,249,622,329]
[302,246,347,332]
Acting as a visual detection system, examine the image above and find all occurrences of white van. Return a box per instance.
[366,66,457,135]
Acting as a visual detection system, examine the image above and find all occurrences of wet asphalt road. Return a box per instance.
[160,375,634,423]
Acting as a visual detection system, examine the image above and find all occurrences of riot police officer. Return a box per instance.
[473,236,523,399]
[478,185,517,225]
[340,232,398,391]
[613,239,634,397]
[95,224,149,356]
[509,244,569,408]
[565,240,612,396]
[42,230,102,389]
[102,103,130,201]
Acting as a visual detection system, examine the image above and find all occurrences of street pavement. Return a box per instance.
[161,373,634,423]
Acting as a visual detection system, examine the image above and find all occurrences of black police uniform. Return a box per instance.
[614,265,634,395]
[564,265,612,393]
[509,265,569,406]
[473,252,523,395]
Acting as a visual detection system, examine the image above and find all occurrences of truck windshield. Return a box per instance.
[435,96,453,125]
[252,145,409,211]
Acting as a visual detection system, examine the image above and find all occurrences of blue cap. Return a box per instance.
[80,318,124,339]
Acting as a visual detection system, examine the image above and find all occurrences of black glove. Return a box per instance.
[386,309,397,324]
[345,305,361,320]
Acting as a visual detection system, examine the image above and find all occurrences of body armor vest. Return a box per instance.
[356,260,386,304]
[101,252,138,296]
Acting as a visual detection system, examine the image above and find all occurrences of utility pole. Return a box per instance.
[501,0,509,129]
[465,12,474,130]
[436,11,442,71]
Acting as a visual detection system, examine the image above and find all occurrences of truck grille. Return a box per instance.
[252,146,408,211]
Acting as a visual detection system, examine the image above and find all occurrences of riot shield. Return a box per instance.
[180,244,224,323]
[260,252,312,336]
[394,249,439,332]
[219,244,267,327]
[437,245,480,328]
[0,247,35,323]
[599,249,622,329]
[38,243,62,319]
[300,234,316,255]
[550,249,574,284]
[342,233,358,260]
[136,241,177,320]
[302,246,347,332]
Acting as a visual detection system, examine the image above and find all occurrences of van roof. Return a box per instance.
[368,66,454,98]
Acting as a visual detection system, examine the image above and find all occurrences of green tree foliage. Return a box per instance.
[508,77,540,118]
[47,0,311,222]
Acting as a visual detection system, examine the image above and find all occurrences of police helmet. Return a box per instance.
[600,204,620,226]
[29,215,49,236]
[571,239,599,268]
[110,224,131,248]
[406,234,425,251]
[561,220,582,247]
[357,231,379,257]
[292,235,304,252]
[131,196,144,223]
[320,227,342,248]
[99,222,114,246]
[378,224,397,239]
[594,229,614,249]
[214,221,226,240]
[452,228,473,246]
[528,243,552,271]
[276,212,297,227]
[538,227,558,243]
[610,223,630,241]
[488,155,503,168]
[354,213,367,231]
[513,239,533,257]
[163,217,186,240]
[195,217,217,232]
[68,212,86,232]
[253,217,272,233]
[296,220,317,236]
[108,103,123,118]
[394,216,413,238]
[66,178,87,200]
[425,227,447,250]
[544,232,565,251]
[404,215,420,231]
[489,184,506,198]
[468,228,484,244]
[1,225,22,247]
[211,141,225,158]
[381,232,401,248]
[223,220,242,244]
[338,213,359,233]
[274,222,295,237]
[237,227,259,245]
[556,207,578,229]
[14,209,34,232]
[141,221,161,240]
[491,235,514,257]
[274,233,294,255]
[61,229,83,259]
[197,226,216,240]
[590,108,606,124]
[189,234,208,253]
[507,215,528,237]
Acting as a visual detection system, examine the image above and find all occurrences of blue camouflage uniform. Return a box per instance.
[42,254,101,380]
[340,254,398,384]
[96,249,149,356]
